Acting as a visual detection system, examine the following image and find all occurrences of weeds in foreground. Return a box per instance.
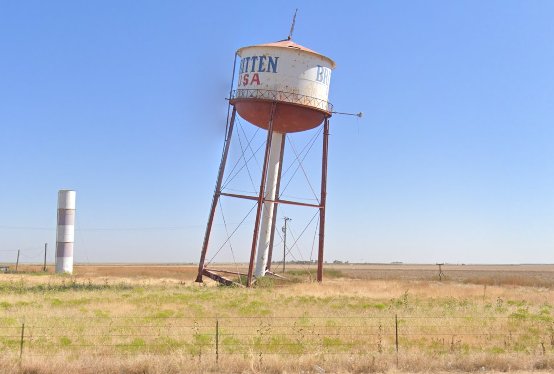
[0,278,134,293]
[0,270,553,372]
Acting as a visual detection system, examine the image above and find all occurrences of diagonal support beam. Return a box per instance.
[202,269,243,287]
[196,107,237,283]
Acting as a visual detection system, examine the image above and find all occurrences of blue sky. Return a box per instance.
[1,1,553,264]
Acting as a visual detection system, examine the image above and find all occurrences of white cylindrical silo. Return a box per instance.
[254,133,284,277]
[56,190,76,274]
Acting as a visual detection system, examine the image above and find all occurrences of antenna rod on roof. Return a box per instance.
[288,9,298,40]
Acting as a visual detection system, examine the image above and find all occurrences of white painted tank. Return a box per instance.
[231,39,335,133]
[56,190,76,274]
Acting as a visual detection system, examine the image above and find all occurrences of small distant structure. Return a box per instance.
[436,263,445,281]
[56,190,76,274]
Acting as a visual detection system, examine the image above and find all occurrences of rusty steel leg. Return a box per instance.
[266,132,286,271]
[196,107,237,283]
[317,117,330,283]
[246,103,277,287]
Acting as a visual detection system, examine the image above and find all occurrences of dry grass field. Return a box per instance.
[0,264,553,373]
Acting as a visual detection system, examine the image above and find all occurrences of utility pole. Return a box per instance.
[43,243,47,272]
[282,217,291,273]
[15,250,20,272]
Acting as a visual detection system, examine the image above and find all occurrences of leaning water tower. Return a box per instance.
[196,27,336,287]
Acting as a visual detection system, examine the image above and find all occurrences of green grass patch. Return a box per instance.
[48,297,91,307]
[59,336,72,347]
[322,336,342,348]
[154,336,186,352]
[93,309,110,318]
[0,280,134,293]
[149,309,175,319]
[221,335,242,353]
[117,338,146,352]
[284,268,343,279]
[239,300,271,316]
[0,301,11,309]
[253,277,275,288]
[510,308,530,320]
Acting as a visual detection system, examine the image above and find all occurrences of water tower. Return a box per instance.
[196,32,335,287]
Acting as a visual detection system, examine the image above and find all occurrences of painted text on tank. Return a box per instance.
[316,65,331,86]
[239,55,279,74]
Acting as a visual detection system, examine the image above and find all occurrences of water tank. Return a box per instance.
[230,39,335,133]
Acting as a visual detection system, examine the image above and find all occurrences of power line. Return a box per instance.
[0,224,237,232]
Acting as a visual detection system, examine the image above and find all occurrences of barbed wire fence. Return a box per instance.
[1,315,552,364]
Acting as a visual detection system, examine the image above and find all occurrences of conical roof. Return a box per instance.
[237,39,336,69]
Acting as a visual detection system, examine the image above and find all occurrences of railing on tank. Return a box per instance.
[231,89,333,113]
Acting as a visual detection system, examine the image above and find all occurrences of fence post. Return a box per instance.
[215,319,219,363]
[19,322,25,361]
[395,314,399,367]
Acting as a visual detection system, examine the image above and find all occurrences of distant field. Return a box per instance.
[11,263,554,288]
[1,264,553,373]
[10,262,554,279]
